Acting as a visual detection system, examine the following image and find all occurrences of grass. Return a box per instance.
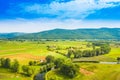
[80,63,120,80]
[0,40,120,80]
[106,48,120,59]
[0,68,31,80]
[46,69,84,80]
[0,40,88,62]
[0,73,31,80]
[74,55,116,62]
[46,63,120,80]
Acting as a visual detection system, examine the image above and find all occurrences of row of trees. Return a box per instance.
[22,65,35,76]
[39,55,55,74]
[44,55,80,78]
[40,63,54,73]
[67,44,111,58]
[28,61,37,66]
[0,58,35,77]
[0,58,19,73]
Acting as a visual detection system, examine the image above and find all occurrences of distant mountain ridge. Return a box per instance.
[0,33,25,39]
[15,28,120,39]
[0,28,120,39]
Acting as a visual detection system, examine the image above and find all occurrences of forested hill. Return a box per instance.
[0,33,25,39]
[14,28,120,39]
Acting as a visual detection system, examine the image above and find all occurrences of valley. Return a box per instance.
[0,39,119,80]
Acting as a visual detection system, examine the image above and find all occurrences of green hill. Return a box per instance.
[0,33,25,39]
[0,28,119,39]
[15,28,120,39]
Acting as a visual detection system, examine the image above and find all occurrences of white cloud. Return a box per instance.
[24,0,120,19]
[0,19,120,33]
[1,0,120,32]
[100,0,120,2]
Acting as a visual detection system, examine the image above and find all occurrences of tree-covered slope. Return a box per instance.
[15,28,120,39]
[0,28,119,39]
[0,33,25,39]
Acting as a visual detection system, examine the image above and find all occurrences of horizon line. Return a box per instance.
[0,27,119,33]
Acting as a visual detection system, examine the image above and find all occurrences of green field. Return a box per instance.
[0,40,120,80]
[46,63,120,80]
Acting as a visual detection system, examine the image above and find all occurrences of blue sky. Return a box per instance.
[0,0,120,32]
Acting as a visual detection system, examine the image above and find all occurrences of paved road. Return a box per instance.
[100,62,118,64]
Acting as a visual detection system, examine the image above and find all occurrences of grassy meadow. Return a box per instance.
[0,40,120,80]
[46,63,120,80]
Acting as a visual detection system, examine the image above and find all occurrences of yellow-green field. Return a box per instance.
[0,40,120,80]
[0,40,90,64]
[106,48,120,59]
[46,63,120,80]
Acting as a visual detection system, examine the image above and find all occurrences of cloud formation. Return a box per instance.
[0,0,120,32]
[1,0,120,20]
[21,0,120,19]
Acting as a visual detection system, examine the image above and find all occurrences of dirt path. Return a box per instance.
[80,68,94,76]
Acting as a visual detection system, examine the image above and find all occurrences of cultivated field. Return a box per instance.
[0,40,120,80]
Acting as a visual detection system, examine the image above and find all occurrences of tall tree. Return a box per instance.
[46,55,55,63]
[22,65,34,77]
[60,63,79,78]
[0,58,5,67]
[117,57,120,64]
[4,58,11,68]
[11,59,19,73]
[54,58,64,68]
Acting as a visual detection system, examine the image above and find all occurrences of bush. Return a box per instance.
[22,65,34,77]
[60,63,79,78]
[0,58,11,68]
[11,59,19,73]
[29,61,34,66]
[54,58,64,68]
[46,55,55,63]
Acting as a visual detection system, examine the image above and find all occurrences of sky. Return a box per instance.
[0,0,120,33]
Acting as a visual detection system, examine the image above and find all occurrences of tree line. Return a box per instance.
[43,55,79,78]
[0,56,78,79]
[67,43,111,58]
[0,58,19,73]
[0,58,35,77]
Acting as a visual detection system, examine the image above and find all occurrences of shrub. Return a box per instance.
[46,55,55,63]
[22,65,34,77]
[11,59,19,73]
[60,63,79,78]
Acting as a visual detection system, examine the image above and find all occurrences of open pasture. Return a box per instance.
[0,40,120,63]
[0,40,120,80]
[0,40,88,62]
[106,47,120,59]
[46,63,120,80]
